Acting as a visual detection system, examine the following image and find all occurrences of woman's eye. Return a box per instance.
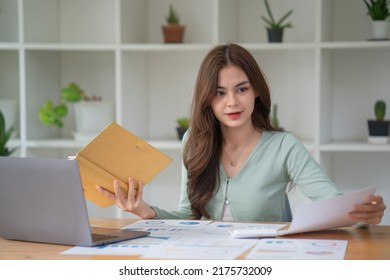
[216,91,225,96]
[238,87,248,93]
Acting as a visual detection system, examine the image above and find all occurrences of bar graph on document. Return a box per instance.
[123,219,212,235]
[61,235,179,256]
[141,237,258,260]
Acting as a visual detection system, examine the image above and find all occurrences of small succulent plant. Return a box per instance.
[375,100,386,121]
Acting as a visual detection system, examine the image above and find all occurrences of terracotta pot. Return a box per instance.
[162,25,185,43]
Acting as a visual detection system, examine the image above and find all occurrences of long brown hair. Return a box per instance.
[183,43,276,219]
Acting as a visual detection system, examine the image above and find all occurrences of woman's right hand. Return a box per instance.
[96,177,157,219]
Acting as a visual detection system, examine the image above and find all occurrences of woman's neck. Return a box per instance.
[221,125,261,178]
[221,125,260,148]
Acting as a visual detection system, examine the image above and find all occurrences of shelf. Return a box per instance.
[320,41,390,50]
[121,43,213,52]
[320,142,390,152]
[23,139,182,150]
[4,41,390,52]
[8,139,21,148]
[26,139,86,149]
[1,0,389,156]
[24,43,118,51]
[148,140,183,150]
[17,139,390,153]
[1,0,389,223]
[242,43,316,51]
[0,43,19,50]
[1,0,388,155]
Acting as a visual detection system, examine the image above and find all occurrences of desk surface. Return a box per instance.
[1,218,390,260]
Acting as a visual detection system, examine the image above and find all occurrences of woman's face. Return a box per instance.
[210,64,257,130]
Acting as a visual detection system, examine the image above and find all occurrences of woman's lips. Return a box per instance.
[227,112,241,120]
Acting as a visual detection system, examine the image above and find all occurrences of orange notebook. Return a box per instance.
[74,122,172,207]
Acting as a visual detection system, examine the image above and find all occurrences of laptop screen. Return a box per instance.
[0,157,95,245]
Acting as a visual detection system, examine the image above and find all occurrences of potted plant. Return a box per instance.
[0,98,18,138]
[363,0,390,39]
[367,100,390,144]
[162,4,185,43]
[38,83,114,140]
[39,83,83,129]
[176,117,189,140]
[261,0,293,43]
[0,110,16,156]
[272,103,284,131]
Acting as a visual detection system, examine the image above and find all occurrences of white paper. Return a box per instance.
[198,221,285,237]
[61,217,354,259]
[280,186,376,235]
[125,220,261,259]
[123,219,212,235]
[61,185,373,259]
[245,238,348,260]
[228,224,286,238]
[62,221,269,259]
[62,235,179,255]
[141,236,258,260]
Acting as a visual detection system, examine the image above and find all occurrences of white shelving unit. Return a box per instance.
[1,0,389,223]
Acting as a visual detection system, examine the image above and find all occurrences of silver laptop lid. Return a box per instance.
[0,157,94,246]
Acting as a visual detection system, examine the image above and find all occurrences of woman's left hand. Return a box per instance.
[349,195,386,225]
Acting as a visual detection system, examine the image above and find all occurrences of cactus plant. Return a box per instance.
[272,104,279,129]
[375,100,386,121]
[367,100,389,144]
[0,110,16,156]
[166,4,180,25]
[162,4,185,43]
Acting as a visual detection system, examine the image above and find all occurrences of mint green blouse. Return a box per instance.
[152,131,342,221]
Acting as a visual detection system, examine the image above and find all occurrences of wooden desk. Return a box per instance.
[1,218,389,260]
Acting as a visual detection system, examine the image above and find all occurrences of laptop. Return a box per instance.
[0,156,150,246]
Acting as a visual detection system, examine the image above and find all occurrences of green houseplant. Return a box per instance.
[271,103,284,131]
[367,100,390,144]
[364,0,390,20]
[261,0,293,43]
[272,103,279,129]
[38,83,114,141]
[176,117,190,140]
[38,82,100,129]
[0,110,16,156]
[162,4,185,43]
[363,0,390,39]
[166,4,180,25]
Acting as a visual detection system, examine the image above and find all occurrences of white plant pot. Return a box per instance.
[371,20,390,40]
[0,99,18,138]
[73,101,114,141]
[368,136,389,144]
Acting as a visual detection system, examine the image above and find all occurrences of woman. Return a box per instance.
[97,43,386,224]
